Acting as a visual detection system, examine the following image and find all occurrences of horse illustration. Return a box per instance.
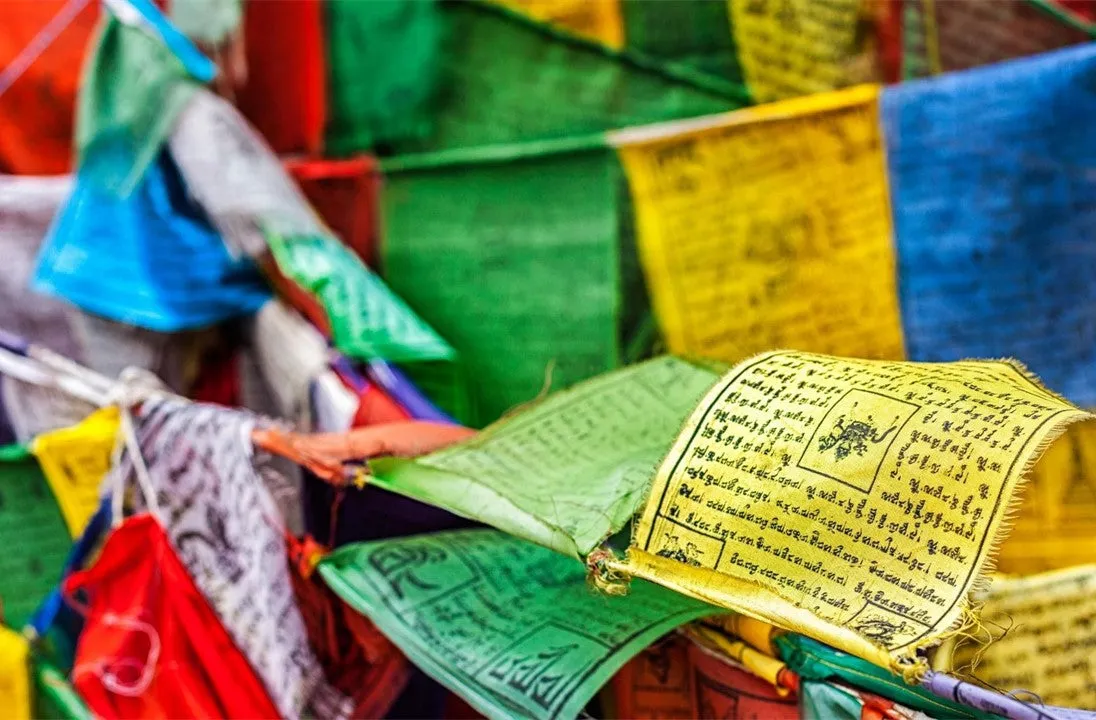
[817,414,898,461]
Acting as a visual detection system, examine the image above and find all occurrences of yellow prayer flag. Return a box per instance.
[730,0,870,103]
[32,407,120,538]
[495,0,624,48]
[0,627,31,720]
[948,566,1096,709]
[684,624,790,692]
[613,85,905,367]
[997,421,1096,574]
[616,351,1089,673]
[705,612,782,657]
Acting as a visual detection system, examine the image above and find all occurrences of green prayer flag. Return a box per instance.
[0,446,71,629]
[325,0,445,152]
[318,529,714,720]
[266,231,456,364]
[383,139,637,425]
[799,681,864,720]
[775,634,994,720]
[327,0,746,156]
[77,2,213,195]
[621,0,748,83]
[34,660,91,720]
[369,356,719,558]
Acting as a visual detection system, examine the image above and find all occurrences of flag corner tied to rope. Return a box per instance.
[368,355,721,559]
[613,350,1091,676]
[317,528,716,720]
[76,0,215,197]
[613,83,906,368]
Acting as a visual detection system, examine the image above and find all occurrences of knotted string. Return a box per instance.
[103,368,165,527]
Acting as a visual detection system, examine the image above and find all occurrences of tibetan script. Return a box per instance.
[621,351,1088,669]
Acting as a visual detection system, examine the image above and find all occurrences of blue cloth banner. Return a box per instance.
[33,154,270,332]
[884,44,1096,406]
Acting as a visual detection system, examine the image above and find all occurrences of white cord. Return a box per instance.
[73,612,162,697]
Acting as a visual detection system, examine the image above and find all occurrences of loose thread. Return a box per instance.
[586,549,631,596]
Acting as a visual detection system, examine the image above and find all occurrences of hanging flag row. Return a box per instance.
[381,41,1096,429]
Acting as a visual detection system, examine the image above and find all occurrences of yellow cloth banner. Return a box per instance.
[496,0,624,48]
[0,627,31,720]
[614,85,904,367]
[617,351,1088,672]
[32,407,120,538]
[950,566,1096,709]
[684,624,790,692]
[705,612,781,657]
[997,421,1096,574]
[730,0,869,103]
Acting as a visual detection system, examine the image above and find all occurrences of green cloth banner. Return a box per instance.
[326,0,445,152]
[776,634,994,720]
[370,356,719,557]
[327,0,745,156]
[0,445,71,629]
[319,529,714,720]
[34,660,91,720]
[383,140,623,424]
[77,1,214,195]
[267,231,455,364]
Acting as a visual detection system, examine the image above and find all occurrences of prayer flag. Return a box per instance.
[318,529,715,720]
[370,356,719,558]
[618,351,1089,673]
